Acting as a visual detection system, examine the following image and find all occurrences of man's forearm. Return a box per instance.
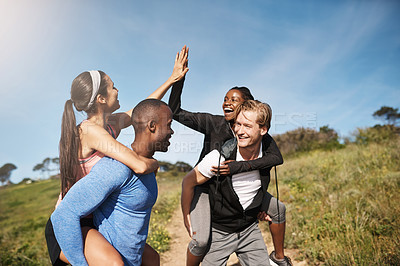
[228,135,283,175]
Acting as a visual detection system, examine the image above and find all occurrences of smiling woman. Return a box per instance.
[48,69,159,265]
[222,87,255,121]
[1,0,399,187]
[168,71,287,265]
[44,46,189,266]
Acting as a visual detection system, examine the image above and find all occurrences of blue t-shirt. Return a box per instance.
[51,156,158,266]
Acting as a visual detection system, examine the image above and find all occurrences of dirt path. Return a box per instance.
[160,206,307,266]
[160,206,191,266]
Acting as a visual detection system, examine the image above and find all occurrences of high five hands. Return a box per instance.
[170,45,189,83]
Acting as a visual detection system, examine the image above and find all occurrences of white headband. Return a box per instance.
[86,70,101,110]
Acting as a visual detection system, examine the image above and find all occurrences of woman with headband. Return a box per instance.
[45,46,189,266]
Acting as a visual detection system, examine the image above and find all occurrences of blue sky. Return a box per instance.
[1,0,399,183]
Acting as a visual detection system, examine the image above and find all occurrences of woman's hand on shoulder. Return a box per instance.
[79,120,107,142]
[139,156,159,175]
[81,121,121,154]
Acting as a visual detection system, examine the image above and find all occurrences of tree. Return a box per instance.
[373,106,400,125]
[158,161,174,172]
[33,161,46,177]
[0,163,17,185]
[158,160,192,172]
[274,125,343,156]
[354,124,398,145]
[175,161,192,172]
[33,157,60,178]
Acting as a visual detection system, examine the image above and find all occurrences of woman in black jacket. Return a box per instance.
[169,71,290,265]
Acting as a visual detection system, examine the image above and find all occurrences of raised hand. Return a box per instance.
[170,45,189,83]
[146,45,189,100]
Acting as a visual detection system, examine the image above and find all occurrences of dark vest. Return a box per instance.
[208,138,271,233]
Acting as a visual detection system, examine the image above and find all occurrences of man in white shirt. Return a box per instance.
[182,100,291,266]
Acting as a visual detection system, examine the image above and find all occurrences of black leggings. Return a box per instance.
[45,217,95,265]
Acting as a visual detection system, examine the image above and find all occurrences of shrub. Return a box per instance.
[274,125,344,157]
[354,124,399,145]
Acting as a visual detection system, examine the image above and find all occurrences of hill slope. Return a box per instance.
[1,138,399,265]
[0,178,58,265]
[270,138,400,264]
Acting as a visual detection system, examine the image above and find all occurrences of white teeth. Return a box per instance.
[224,108,233,112]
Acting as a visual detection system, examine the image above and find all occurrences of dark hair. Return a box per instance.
[229,86,254,101]
[131,99,168,133]
[59,70,109,197]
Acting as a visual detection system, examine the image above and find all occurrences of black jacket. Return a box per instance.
[169,79,283,230]
[168,78,283,173]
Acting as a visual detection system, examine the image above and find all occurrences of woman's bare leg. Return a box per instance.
[59,250,69,264]
[59,226,123,266]
[141,243,160,266]
[186,247,203,266]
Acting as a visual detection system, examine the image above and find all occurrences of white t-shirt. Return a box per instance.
[197,144,262,210]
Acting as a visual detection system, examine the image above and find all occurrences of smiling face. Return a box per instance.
[154,105,174,152]
[222,89,245,121]
[234,110,267,148]
[103,75,120,113]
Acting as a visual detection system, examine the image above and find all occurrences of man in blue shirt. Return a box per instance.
[51,99,174,266]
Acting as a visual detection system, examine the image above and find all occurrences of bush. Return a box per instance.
[274,126,344,157]
[354,124,399,145]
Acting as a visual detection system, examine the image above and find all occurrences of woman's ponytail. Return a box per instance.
[58,70,108,197]
[59,99,81,197]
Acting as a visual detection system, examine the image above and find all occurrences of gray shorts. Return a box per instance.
[188,186,286,257]
[188,186,211,256]
[202,222,271,266]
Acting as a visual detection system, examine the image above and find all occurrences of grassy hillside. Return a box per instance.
[1,138,399,265]
[264,137,400,265]
[0,172,184,265]
[0,178,59,265]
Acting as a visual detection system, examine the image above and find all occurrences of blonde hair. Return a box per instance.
[234,100,272,131]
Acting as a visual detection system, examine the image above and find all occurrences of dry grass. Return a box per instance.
[264,137,400,265]
[1,138,399,265]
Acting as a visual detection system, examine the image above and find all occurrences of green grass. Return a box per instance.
[147,171,183,253]
[263,137,400,265]
[0,179,59,265]
[0,172,185,265]
[1,138,399,265]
